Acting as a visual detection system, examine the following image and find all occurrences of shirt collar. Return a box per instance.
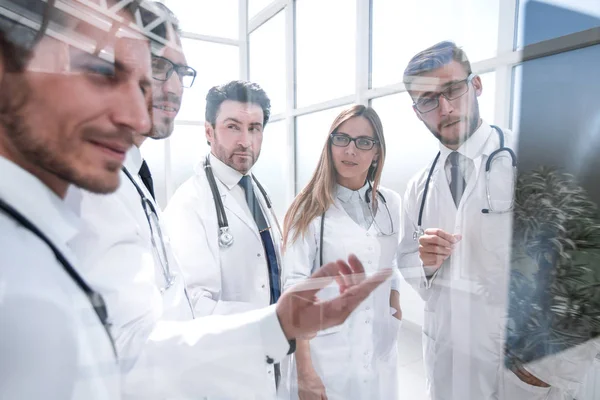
[439,120,493,165]
[0,156,80,246]
[335,182,370,204]
[209,153,250,190]
[124,145,143,175]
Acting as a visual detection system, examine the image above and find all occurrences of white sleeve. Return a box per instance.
[396,183,439,301]
[71,190,290,399]
[163,189,258,316]
[281,220,319,291]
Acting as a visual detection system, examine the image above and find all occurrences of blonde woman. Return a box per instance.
[279,105,402,400]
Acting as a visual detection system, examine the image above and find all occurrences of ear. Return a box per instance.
[472,75,483,97]
[205,121,214,145]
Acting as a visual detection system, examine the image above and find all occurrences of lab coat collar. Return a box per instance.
[439,120,493,166]
[0,156,81,246]
[208,152,252,191]
[335,182,369,204]
[124,144,144,175]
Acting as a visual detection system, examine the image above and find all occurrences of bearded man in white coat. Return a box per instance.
[396,40,599,400]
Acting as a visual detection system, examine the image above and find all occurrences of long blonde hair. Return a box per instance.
[283,105,386,249]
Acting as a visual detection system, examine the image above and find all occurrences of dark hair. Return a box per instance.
[0,0,167,72]
[205,80,271,127]
[403,41,472,92]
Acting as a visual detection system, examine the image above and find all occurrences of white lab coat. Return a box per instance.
[0,156,120,400]
[67,146,291,400]
[163,154,283,397]
[279,186,401,400]
[397,121,599,400]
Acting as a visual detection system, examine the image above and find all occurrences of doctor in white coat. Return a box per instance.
[279,105,402,400]
[69,8,393,399]
[163,80,284,396]
[0,2,153,397]
[396,41,599,400]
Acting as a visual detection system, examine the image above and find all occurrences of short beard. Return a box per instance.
[0,73,119,194]
[428,99,481,148]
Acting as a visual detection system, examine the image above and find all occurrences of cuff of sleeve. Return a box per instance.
[261,305,291,364]
[421,262,440,289]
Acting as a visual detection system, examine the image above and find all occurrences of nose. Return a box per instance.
[438,94,454,116]
[237,128,252,148]
[344,140,357,155]
[163,70,184,97]
[111,82,152,135]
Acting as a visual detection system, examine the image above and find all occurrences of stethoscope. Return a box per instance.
[0,197,117,357]
[122,167,176,291]
[203,154,283,248]
[413,125,517,241]
[319,182,394,266]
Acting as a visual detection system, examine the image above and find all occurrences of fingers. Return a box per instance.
[343,254,366,286]
[320,269,392,329]
[285,261,341,297]
[423,228,460,244]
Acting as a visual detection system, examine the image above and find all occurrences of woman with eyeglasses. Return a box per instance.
[278,105,402,400]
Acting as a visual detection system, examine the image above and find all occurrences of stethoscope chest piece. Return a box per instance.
[218,227,234,248]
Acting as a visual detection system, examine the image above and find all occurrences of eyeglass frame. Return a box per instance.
[330,132,379,151]
[151,55,197,88]
[412,73,476,114]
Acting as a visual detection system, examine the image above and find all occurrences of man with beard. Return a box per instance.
[68,4,391,399]
[396,40,596,400]
[163,80,284,396]
[0,0,157,398]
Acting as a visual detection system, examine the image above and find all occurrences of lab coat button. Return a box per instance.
[261,284,266,289]
[368,261,372,265]
[366,233,370,237]
[368,246,373,251]
[257,253,261,257]
[266,356,274,364]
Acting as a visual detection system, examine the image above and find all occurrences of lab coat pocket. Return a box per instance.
[377,311,401,360]
[499,367,552,400]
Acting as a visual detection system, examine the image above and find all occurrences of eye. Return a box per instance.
[227,124,240,130]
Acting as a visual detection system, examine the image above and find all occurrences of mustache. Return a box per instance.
[438,117,465,129]
[152,93,182,107]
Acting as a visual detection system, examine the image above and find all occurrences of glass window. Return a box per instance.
[295,105,350,192]
[295,0,356,107]
[140,139,167,208]
[168,125,210,196]
[249,0,275,19]
[516,0,600,48]
[249,11,286,115]
[177,39,239,123]
[371,0,500,88]
[163,0,239,39]
[252,120,292,220]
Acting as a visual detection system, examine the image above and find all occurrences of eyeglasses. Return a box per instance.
[152,55,197,88]
[413,73,475,113]
[330,133,379,150]
[141,198,176,292]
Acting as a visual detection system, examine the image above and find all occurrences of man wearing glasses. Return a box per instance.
[396,41,596,400]
[68,3,390,399]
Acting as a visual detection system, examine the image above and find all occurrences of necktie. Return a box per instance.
[239,175,282,388]
[238,175,281,302]
[448,151,466,207]
[138,160,155,200]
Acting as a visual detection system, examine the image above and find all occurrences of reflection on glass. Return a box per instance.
[250,11,286,115]
[516,0,600,49]
[371,0,500,88]
[296,0,356,107]
[177,39,239,122]
[164,0,239,39]
[249,0,275,19]
[252,120,291,220]
[295,106,350,191]
[169,125,210,195]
